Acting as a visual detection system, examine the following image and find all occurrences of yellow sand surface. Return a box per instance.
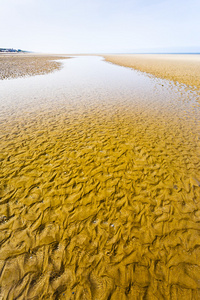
[1,93,200,299]
[0,57,200,299]
[103,54,200,90]
[0,54,69,80]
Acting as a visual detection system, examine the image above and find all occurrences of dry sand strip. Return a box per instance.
[103,54,200,90]
[0,53,70,80]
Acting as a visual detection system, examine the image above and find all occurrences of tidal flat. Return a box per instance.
[104,54,200,91]
[0,55,200,299]
[0,54,69,80]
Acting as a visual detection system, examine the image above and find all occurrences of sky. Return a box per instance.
[0,0,200,53]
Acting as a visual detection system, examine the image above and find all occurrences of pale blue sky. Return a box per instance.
[0,0,200,53]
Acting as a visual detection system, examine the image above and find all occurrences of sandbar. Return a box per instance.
[103,54,200,90]
[0,53,70,80]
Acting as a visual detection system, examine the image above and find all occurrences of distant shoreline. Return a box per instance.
[101,53,200,55]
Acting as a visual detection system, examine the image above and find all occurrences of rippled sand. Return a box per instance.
[0,54,69,80]
[103,54,200,91]
[0,56,200,299]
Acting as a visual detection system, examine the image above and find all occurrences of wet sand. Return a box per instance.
[0,54,70,80]
[0,56,200,299]
[103,54,200,90]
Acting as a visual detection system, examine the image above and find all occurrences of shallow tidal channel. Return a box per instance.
[0,56,200,299]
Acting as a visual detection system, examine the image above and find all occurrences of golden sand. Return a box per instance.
[0,57,200,299]
[103,54,200,90]
[0,54,69,80]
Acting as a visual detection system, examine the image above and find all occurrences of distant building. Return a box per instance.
[0,48,24,53]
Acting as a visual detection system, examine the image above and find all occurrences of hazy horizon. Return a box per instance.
[1,0,200,54]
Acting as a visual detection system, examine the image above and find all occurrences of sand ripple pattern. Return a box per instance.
[0,75,200,299]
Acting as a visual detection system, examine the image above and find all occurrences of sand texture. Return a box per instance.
[0,56,200,299]
[1,102,200,299]
[0,54,69,80]
[103,54,200,90]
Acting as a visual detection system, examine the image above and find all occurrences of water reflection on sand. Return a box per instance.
[0,56,200,299]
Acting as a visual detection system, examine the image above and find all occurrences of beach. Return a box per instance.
[0,53,69,80]
[0,55,200,299]
[103,54,200,91]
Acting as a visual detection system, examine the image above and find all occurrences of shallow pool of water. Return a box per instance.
[0,56,200,299]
